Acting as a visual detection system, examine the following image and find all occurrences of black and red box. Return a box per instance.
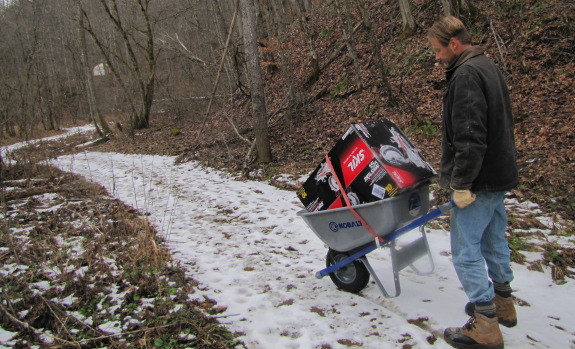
[296,119,436,212]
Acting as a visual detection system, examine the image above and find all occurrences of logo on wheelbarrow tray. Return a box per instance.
[329,220,363,232]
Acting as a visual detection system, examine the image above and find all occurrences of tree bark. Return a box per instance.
[239,0,272,163]
[441,0,475,18]
[399,0,417,37]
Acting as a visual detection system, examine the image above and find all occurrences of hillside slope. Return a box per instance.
[96,0,574,220]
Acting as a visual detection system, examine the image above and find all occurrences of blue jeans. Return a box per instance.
[450,191,514,304]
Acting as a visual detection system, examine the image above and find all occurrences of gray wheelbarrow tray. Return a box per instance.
[297,184,454,298]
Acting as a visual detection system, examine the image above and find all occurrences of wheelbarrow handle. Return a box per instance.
[439,200,456,213]
[316,200,455,279]
[384,200,455,242]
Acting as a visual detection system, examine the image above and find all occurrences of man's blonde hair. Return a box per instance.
[427,16,472,47]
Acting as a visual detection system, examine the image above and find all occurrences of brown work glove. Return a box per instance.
[452,189,476,208]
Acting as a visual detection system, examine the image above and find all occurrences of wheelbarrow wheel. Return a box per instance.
[326,249,370,293]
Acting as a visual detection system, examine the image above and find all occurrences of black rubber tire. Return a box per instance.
[326,249,370,293]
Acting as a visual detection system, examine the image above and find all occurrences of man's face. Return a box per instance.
[429,37,456,67]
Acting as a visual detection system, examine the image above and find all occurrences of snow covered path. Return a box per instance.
[52,151,575,349]
[0,125,94,165]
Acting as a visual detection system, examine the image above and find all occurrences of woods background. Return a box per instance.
[0,0,573,218]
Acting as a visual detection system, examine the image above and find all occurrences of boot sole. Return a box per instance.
[499,319,517,328]
[445,336,504,349]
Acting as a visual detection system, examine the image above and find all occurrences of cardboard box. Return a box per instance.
[297,119,436,212]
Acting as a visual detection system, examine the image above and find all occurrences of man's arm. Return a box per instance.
[448,69,488,191]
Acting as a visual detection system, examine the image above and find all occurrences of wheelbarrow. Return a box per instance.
[297,184,454,298]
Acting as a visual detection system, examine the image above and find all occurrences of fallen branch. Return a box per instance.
[1,295,180,346]
[39,296,81,348]
[222,114,252,145]
[157,33,209,67]
[490,19,508,71]
[4,186,98,202]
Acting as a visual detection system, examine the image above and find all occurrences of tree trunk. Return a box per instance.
[239,0,272,163]
[441,0,475,18]
[77,0,111,137]
[399,0,417,37]
[134,0,156,129]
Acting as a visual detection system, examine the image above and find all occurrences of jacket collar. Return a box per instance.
[445,46,484,80]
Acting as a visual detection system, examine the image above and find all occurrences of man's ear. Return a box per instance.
[449,37,459,51]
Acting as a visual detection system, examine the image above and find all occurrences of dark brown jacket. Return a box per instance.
[440,47,519,192]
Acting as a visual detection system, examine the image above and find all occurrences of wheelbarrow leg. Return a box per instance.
[408,226,435,276]
[390,226,435,277]
[360,256,401,298]
[365,226,434,298]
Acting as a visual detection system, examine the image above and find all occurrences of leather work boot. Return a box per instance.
[465,294,517,328]
[444,313,504,349]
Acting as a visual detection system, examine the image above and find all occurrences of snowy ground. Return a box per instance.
[3,127,575,348]
[0,125,95,165]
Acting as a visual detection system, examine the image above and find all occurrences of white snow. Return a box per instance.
[0,331,17,347]
[0,125,94,165]
[2,126,574,348]
[48,150,575,349]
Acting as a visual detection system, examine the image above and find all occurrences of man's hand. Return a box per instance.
[452,189,476,208]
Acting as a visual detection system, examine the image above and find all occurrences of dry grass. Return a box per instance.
[1,146,242,348]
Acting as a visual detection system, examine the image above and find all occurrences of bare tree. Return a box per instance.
[78,0,157,130]
[195,0,241,139]
[8,1,43,139]
[0,0,233,139]
[239,0,272,163]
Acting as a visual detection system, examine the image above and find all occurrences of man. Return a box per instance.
[427,16,519,349]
